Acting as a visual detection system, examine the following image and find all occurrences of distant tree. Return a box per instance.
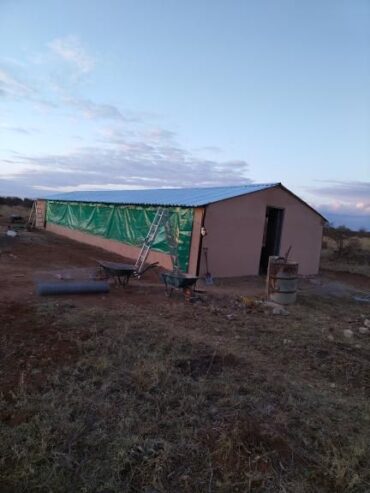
[343,237,362,256]
[0,196,33,207]
[23,198,33,208]
[325,225,351,256]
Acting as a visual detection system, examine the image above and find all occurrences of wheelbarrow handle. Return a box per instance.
[135,261,159,277]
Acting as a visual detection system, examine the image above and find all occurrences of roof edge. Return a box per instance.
[194,182,279,206]
[199,183,279,206]
[37,183,279,208]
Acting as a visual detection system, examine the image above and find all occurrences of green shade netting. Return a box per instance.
[46,201,194,272]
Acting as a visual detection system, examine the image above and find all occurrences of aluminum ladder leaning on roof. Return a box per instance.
[134,207,181,275]
[134,206,166,273]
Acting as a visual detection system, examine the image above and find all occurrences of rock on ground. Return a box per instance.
[343,329,354,339]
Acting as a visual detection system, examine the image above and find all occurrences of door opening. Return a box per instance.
[259,207,284,274]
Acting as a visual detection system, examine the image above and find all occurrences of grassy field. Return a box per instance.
[0,218,370,492]
[1,295,370,493]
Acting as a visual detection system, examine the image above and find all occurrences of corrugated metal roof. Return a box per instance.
[42,183,279,207]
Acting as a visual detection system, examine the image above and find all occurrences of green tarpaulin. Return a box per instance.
[46,201,194,271]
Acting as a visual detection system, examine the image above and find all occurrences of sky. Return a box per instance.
[0,0,369,229]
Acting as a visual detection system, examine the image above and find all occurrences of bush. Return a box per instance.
[0,196,33,207]
[341,238,362,258]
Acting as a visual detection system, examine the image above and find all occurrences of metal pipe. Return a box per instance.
[37,280,110,296]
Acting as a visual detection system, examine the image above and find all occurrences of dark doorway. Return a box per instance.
[259,207,284,274]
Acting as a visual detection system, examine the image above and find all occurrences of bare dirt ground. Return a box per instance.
[1,224,370,492]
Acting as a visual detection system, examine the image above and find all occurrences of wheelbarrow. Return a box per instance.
[96,259,158,286]
[161,271,199,301]
[97,260,137,286]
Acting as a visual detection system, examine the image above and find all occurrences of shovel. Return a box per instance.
[203,247,214,285]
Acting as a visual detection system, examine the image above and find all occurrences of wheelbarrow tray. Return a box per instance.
[161,272,198,289]
[97,260,136,276]
[97,260,136,285]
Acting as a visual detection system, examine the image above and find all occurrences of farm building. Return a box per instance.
[36,183,325,277]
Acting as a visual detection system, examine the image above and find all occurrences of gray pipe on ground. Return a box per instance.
[37,280,110,296]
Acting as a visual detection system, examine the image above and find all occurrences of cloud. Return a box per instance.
[0,178,36,198]
[0,124,36,134]
[0,67,34,99]
[48,36,95,75]
[143,128,176,142]
[318,208,370,231]
[0,39,249,197]
[65,97,128,121]
[0,63,59,112]
[308,180,370,230]
[0,63,121,121]
[194,145,223,154]
[96,126,176,145]
[97,127,136,143]
[309,181,370,214]
[3,132,249,194]
[0,56,27,68]
[0,44,141,124]
[311,180,370,201]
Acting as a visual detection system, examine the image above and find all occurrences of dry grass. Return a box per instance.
[320,260,370,277]
[323,236,370,251]
[1,293,370,492]
[0,205,30,221]
[0,218,369,492]
[321,235,370,277]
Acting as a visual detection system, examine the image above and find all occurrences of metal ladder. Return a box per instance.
[134,207,181,274]
[134,207,166,273]
[27,201,44,229]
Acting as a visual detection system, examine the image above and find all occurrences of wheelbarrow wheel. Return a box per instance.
[183,287,194,302]
[117,274,131,286]
[97,266,109,280]
[165,286,174,297]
